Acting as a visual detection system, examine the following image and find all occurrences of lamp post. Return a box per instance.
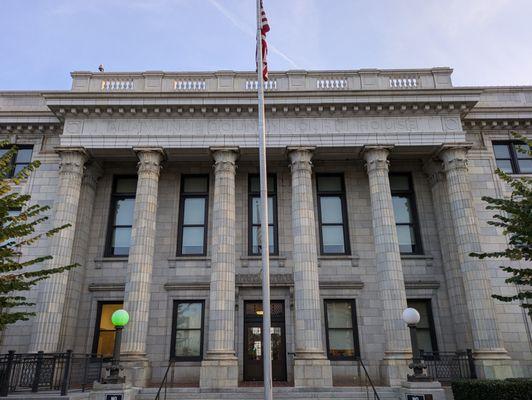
[402,307,431,382]
[105,309,129,384]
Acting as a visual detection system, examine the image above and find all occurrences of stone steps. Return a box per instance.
[137,387,400,400]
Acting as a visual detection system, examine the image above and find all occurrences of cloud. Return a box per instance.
[207,0,299,68]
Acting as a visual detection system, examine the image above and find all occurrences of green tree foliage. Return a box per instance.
[471,133,532,316]
[0,143,77,330]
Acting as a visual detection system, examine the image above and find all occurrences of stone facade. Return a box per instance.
[0,68,531,392]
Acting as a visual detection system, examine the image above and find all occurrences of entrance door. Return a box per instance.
[243,301,287,381]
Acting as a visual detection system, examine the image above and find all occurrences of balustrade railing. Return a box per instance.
[420,349,477,383]
[0,351,103,397]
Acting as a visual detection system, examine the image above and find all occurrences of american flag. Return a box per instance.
[258,0,270,81]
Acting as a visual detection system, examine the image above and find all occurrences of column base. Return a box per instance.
[120,353,151,387]
[473,349,521,379]
[400,380,446,400]
[381,351,411,387]
[293,353,332,388]
[199,353,238,389]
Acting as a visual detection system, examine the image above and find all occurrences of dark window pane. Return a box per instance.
[183,176,208,193]
[392,196,412,224]
[317,175,342,192]
[493,144,511,159]
[99,303,123,330]
[390,175,410,191]
[182,227,205,254]
[114,198,135,225]
[397,225,415,253]
[517,159,532,173]
[514,144,531,159]
[0,149,9,158]
[111,227,131,255]
[320,197,343,224]
[496,159,514,173]
[251,197,274,224]
[250,175,275,193]
[326,301,353,329]
[13,164,27,176]
[416,329,434,352]
[175,330,201,357]
[115,178,137,194]
[328,329,355,357]
[15,148,33,163]
[176,303,202,329]
[97,331,116,358]
[183,198,205,225]
[322,225,345,253]
[251,225,275,254]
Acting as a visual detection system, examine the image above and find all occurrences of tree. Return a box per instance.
[471,133,532,316]
[0,143,77,330]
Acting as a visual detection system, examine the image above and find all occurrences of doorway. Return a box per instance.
[243,300,287,381]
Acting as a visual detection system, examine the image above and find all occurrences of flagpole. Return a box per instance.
[256,1,273,399]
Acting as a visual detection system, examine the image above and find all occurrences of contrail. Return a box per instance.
[207,0,300,69]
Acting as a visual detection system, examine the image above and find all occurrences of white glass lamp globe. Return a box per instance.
[402,308,421,325]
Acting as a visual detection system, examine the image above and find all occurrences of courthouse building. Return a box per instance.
[0,68,531,390]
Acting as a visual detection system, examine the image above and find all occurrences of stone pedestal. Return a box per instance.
[400,381,446,400]
[89,382,138,400]
[200,148,239,389]
[121,148,164,387]
[30,147,88,353]
[287,147,332,388]
[363,146,411,386]
[439,146,512,378]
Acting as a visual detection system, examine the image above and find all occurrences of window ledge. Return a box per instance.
[400,254,433,260]
[318,254,359,267]
[240,255,286,268]
[168,256,211,268]
[94,257,128,269]
[240,256,287,261]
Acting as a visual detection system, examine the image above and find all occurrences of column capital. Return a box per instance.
[437,144,472,172]
[362,145,393,173]
[210,147,239,173]
[54,147,89,176]
[287,146,315,172]
[423,158,445,187]
[134,147,165,176]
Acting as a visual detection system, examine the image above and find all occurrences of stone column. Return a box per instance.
[59,162,102,351]
[287,147,332,388]
[363,146,411,386]
[439,146,511,378]
[120,148,164,386]
[424,160,473,349]
[30,147,88,353]
[200,148,239,389]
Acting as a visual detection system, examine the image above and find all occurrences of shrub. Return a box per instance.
[451,379,532,400]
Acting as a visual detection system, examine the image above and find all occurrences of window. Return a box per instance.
[316,174,350,254]
[248,174,278,255]
[406,299,438,353]
[106,176,137,256]
[177,175,209,255]
[0,209,21,247]
[493,141,531,174]
[324,300,360,360]
[0,146,33,178]
[92,302,123,358]
[389,174,422,254]
[170,300,205,361]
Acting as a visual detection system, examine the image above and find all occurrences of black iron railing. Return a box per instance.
[420,349,477,383]
[0,350,103,397]
[154,360,175,400]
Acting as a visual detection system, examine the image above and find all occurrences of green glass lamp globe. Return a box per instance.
[111,309,130,327]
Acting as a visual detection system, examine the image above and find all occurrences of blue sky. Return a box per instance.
[1,0,531,90]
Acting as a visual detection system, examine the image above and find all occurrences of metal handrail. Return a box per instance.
[154,360,175,400]
[357,358,380,400]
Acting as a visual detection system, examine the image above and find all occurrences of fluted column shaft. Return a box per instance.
[424,160,473,348]
[439,147,505,354]
[122,148,164,356]
[288,147,332,388]
[205,148,238,356]
[30,148,88,353]
[200,148,239,389]
[364,147,411,355]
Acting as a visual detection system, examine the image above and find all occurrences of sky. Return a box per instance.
[1,0,532,90]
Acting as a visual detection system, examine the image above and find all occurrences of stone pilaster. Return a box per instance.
[59,162,102,351]
[287,147,332,388]
[363,146,411,386]
[30,147,88,353]
[424,160,473,349]
[439,146,512,379]
[121,148,164,386]
[200,147,239,389]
